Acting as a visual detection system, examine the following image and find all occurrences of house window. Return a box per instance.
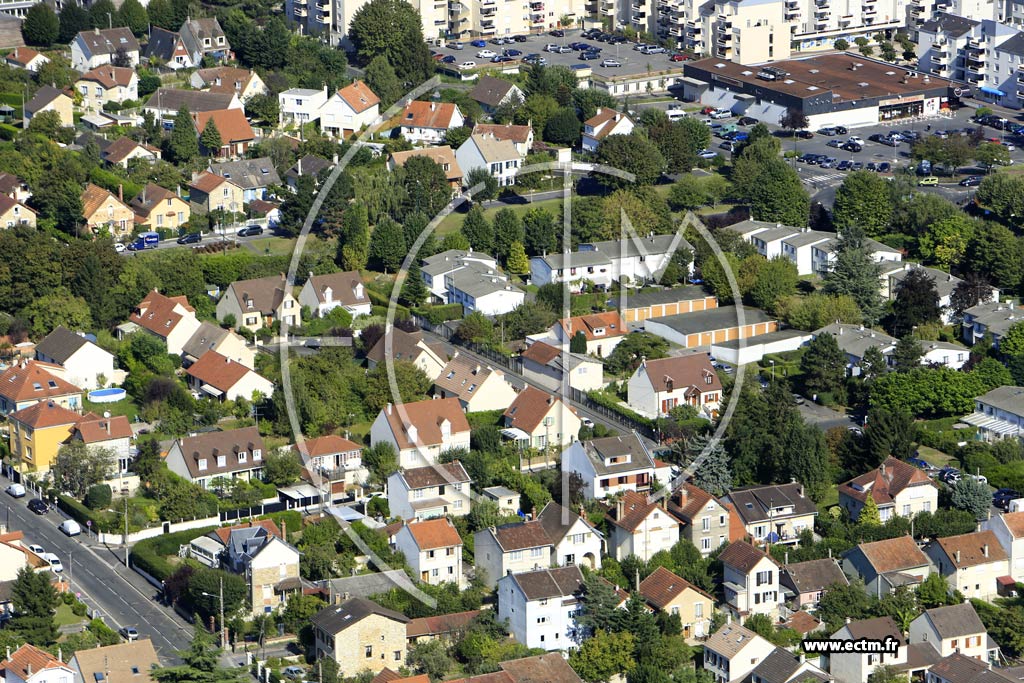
[427,550,435,559]
[365,646,373,658]
[571,533,585,544]
[702,517,711,532]
[701,537,711,551]
[431,568,439,577]
[530,547,544,557]
[511,550,523,561]
[755,570,773,586]
[394,651,401,661]
[453,500,463,509]
[695,602,704,618]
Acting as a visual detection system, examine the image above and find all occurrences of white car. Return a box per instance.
[600,58,622,67]
[476,49,496,58]
[459,61,476,69]
[5,484,25,498]
[848,135,864,145]
[1003,141,1016,151]
[28,544,44,556]
[697,149,718,159]
[114,243,126,253]
[41,553,63,573]
[581,418,595,429]
[709,109,732,119]
[544,43,560,52]
[59,519,82,536]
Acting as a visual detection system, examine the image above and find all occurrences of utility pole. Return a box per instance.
[219,575,225,649]
[124,497,129,566]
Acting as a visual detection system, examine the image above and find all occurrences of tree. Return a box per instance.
[364,361,431,413]
[22,3,58,46]
[777,293,863,331]
[348,0,434,83]
[824,226,885,326]
[570,331,588,354]
[604,332,669,376]
[263,448,302,486]
[648,117,710,173]
[779,107,809,136]
[363,56,403,108]
[891,268,941,338]
[506,241,529,275]
[869,367,985,418]
[400,156,451,219]
[400,261,429,308]
[362,442,397,486]
[167,106,199,164]
[20,287,91,336]
[116,0,148,36]
[88,0,116,29]
[199,119,222,156]
[466,167,499,202]
[59,2,90,43]
[595,133,665,188]
[10,566,58,645]
[917,572,953,608]
[455,311,495,345]
[869,665,908,683]
[835,38,850,50]
[919,215,973,269]
[544,107,582,145]
[407,639,454,680]
[743,159,809,226]
[800,333,846,399]
[950,275,994,324]
[245,93,279,126]
[368,217,407,272]
[522,206,557,257]
[152,624,246,683]
[50,442,115,497]
[975,141,1010,171]
[84,483,112,509]
[461,205,494,253]
[832,171,892,238]
[859,345,887,382]
[493,208,524,262]
[891,336,923,372]
[951,476,994,520]
[749,257,798,314]
[687,434,731,497]
[280,593,326,634]
[962,222,1023,291]
[568,630,636,683]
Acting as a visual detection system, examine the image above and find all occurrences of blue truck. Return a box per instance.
[127,231,160,251]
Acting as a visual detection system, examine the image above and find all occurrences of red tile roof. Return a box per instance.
[193,108,254,145]
[607,490,662,533]
[0,360,81,402]
[639,565,713,609]
[74,414,132,443]
[491,520,552,552]
[185,350,251,391]
[9,399,81,429]
[79,65,135,88]
[637,355,722,394]
[103,137,159,164]
[296,435,362,458]
[856,535,930,574]
[521,341,560,365]
[584,108,632,141]
[129,289,194,336]
[80,182,128,218]
[0,644,67,679]
[337,80,379,113]
[406,609,480,639]
[503,386,575,434]
[558,311,626,342]
[935,530,1008,569]
[839,456,937,506]
[399,101,460,131]
[378,398,470,450]
[404,517,462,550]
[189,170,231,194]
[719,539,776,573]
[473,123,532,145]
[6,47,41,67]
[1001,512,1024,539]
[212,519,281,546]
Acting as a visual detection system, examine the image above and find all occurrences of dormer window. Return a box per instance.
[237,451,247,463]
[217,455,226,467]
[198,458,208,470]
[253,449,262,460]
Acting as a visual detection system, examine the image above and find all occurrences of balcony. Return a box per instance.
[838,14,852,23]
[687,20,701,32]
[715,44,732,58]
[293,6,307,16]
[1018,88,1024,99]
[669,26,682,35]
[315,13,329,22]
[862,4,876,12]
[930,65,948,75]
[531,1,544,8]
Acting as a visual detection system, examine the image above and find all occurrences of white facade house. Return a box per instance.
[985,511,1024,582]
[369,399,471,467]
[320,80,379,137]
[163,427,264,489]
[70,28,140,72]
[908,603,995,661]
[829,618,909,683]
[185,351,274,402]
[497,566,583,651]
[455,133,521,187]
[530,234,690,292]
[812,323,969,375]
[365,328,447,380]
[961,386,1024,442]
[502,387,582,451]
[703,625,776,683]
[581,108,635,153]
[561,433,656,500]
[298,271,371,319]
[398,101,465,145]
[536,501,603,571]
[279,87,328,125]
[475,521,555,589]
[386,461,472,521]
[719,540,783,620]
[627,354,723,419]
[421,249,499,301]
[606,490,680,562]
[520,341,605,393]
[811,236,903,278]
[882,263,999,325]
[0,645,76,683]
[34,326,114,391]
[962,300,1022,348]
[393,518,464,588]
[541,311,628,358]
[927,530,1010,600]
[433,354,518,413]
[839,457,939,523]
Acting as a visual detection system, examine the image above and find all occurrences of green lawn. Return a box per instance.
[245,236,301,257]
[54,604,85,628]
[816,484,839,515]
[437,196,565,235]
[916,445,955,468]
[82,396,141,421]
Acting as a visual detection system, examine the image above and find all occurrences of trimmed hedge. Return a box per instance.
[413,303,464,324]
[130,526,217,582]
[57,494,114,533]
[587,390,655,427]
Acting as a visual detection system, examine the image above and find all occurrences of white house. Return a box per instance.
[467,75,525,114]
[185,351,274,402]
[838,456,939,523]
[398,101,465,145]
[724,483,819,546]
[882,263,997,325]
[365,329,447,380]
[926,530,1010,601]
[70,28,140,71]
[811,235,902,277]
[216,275,300,332]
[369,398,471,467]
[703,625,776,683]
[530,234,689,292]
[497,566,583,651]
[813,323,970,375]
[245,535,302,616]
[433,353,518,413]
[542,311,627,358]
[0,644,76,683]
[34,326,114,391]
[908,603,997,661]
[561,433,656,500]
[320,80,379,138]
[393,518,464,588]
[295,435,363,487]
[780,229,838,275]
[502,386,581,451]
[581,108,634,153]
[123,289,201,356]
[181,321,256,370]
[5,47,48,72]
[606,490,680,562]
[627,354,723,420]
[718,540,782,620]
[455,133,521,187]
[69,414,134,475]
[962,300,1022,348]
[829,617,908,683]
[473,123,534,157]
[961,386,1024,443]
[474,520,554,589]
[421,249,499,301]
[444,264,525,316]
[986,511,1024,582]
[386,461,472,521]
[298,271,371,319]
[536,501,603,571]
[164,426,264,489]
[521,341,605,393]
[279,87,329,126]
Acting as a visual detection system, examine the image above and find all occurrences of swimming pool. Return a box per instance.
[87,388,127,403]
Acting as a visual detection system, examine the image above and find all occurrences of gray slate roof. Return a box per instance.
[646,305,775,335]
[75,28,139,57]
[35,326,92,364]
[726,483,818,525]
[614,285,710,309]
[750,647,806,683]
[782,558,848,594]
[212,158,281,190]
[145,88,236,113]
[310,597,408,635]
[922,603,986,639]
[182,321,232,360]
[320,570,409,599]
[507,565,583,601]
[998,32,1024,57]
[144,27,184,63]
[976,386,1024,416]
[920,12,980,37]
[580,433,655,475]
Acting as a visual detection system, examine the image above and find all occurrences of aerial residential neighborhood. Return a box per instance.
[0,0,1022,680]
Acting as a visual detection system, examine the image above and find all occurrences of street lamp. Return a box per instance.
[201,576,225,648]
[769,359,775,381]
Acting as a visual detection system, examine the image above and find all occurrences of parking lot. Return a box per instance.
[433,28,688,78]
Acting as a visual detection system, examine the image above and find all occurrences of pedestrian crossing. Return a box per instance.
[798,170,846,186]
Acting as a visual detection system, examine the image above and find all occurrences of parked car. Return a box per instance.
[600,58,622,67]
[504,48,522,56]
[491,55,513,63]
[993,488,1021,509]
[176,232,202,245]
[549,29,564,36]
[470,39,487,47]
[837,160,852,171]
[960,175,982,186]
[842,142,863,152]
[697,149,718,159]
[579,50,600,60]
[581,418,595,429]
[826,139,843,148]
[544,43,560,52]
[441,55,457,64]
[41,553,62,573]
[918,176,939,186]
[113,242,126,253]
[641,45,666,54]
[818,127,839,135]
[459,61,477,69]
[851,161,864,171]
[834,125,848,134]
[476,49,496,58]
[5,484,25,498]
[738,116,758,125]
[907,457,932,470]
[795,130,814,139]
[791,393,806,405]
[819,157,836,168]
[719,141,736,152]
[120,627,139,642]
[59,519,82,536]
[877,162,892,172]
[709,109,731,119]
[512,34,528,42]
[866,162,877,171]
[27,544,44,556]
[282,667,304,680]
[28,498,49,514]
[237,225,264,237]
[669,53,686,61]
[523,55,546,65]
[447,41,464,49]
[939,467,962,484]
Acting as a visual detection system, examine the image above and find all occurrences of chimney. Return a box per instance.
[430,101,436,111]
[282,520,287,540]
[386,403,393,415]
[531,506,537,519]
[118,184,123,202]
[984,544,989,557]
[616,498,624,519]
[799,654,806,664]
[955,550,961,564]
[880,463,886,477]
[785,551,789,565]
[726,614,732,624]
[105,421,110,435]
[846,616,852,625]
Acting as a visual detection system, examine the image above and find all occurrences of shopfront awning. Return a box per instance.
[980,86,1006,97]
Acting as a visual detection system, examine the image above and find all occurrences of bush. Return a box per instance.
[57,494,112,532]
[586,390,655,427]
[84,484,112,510]
[130,526,218,582]
[71,601,88,616]
[413,303,464,324]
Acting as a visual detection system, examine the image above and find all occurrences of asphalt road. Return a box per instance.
[2,483,193,664]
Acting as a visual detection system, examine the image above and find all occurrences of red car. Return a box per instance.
[669,53,691,61]
[701,106,716,115]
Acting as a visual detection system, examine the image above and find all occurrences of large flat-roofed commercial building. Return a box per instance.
[681,53,957,129]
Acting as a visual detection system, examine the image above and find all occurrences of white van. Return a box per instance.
[667,109,687,122]
[59,519,82,537]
